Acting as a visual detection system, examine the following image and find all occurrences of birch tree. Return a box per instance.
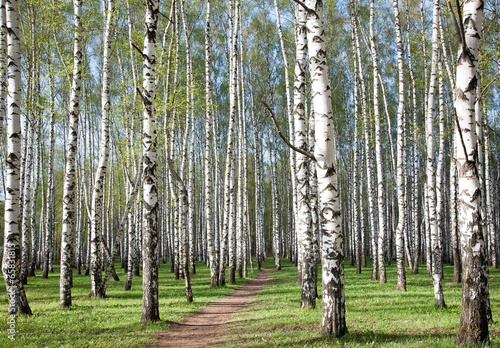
[1,0,32,315]
[89,0,115,299]
[305,0,346,337]
[141,0,160,323]
[59,0,83,307]
[204,0,218,288]
[453,0,489,344]
[393,0,406,291]
[426,0,445,308]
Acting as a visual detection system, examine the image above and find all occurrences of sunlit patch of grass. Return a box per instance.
[220,259,500,347]
[0,261,257,347]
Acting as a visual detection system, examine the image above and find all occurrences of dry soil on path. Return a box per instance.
[150,269,270,348]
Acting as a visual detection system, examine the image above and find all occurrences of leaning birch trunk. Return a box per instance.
[349,10,361,275]
[369,0,387,284]
[450,138,461,283]
[42,54,56,279]
[273,0,297,268]
[455,0,489,344]
[436,59,445,276]
[141,0,160,323]
[1,0,32,315]
[60,0,83,307]
[484,114,496,268]
[393,0,406,291]
[219,0,238,286]
[425,0,445,308]
[89,0,114,299]
[353,12,377,281]
[305,0,346,337]
[204,0,218,287]
[294,3,314,307]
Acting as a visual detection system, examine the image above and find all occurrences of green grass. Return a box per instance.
[0,261,257,347]
[2,258,499,347]
[218,259,500,347]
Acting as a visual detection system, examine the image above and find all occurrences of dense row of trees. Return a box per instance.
[1,0,498,345]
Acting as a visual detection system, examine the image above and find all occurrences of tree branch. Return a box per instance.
[291,0,318,18]
[454,107,469,163]
[477,73,499,103]
[131,42,144,56]
[445,0,463,46]
[261,101,316,163]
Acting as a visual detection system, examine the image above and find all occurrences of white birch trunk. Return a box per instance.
[455,1,489,344]
[141,0,160,323]
[219,0,238,286]
[59,0,83,307]
[1,0,31,315]
[294,3,314,307]
[204,0,218,287]
[369,0,387,284]
[393,0,406,291]
[89,0,114,299]
[425,0,445,308]
[305,0,346,337]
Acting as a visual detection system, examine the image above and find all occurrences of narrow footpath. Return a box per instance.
[151,269,270,348]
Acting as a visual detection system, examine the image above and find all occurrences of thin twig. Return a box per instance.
[454,107,469,163]
[261,101,316,162]
[445,0,463,46]
[131,42,144,56]
[455,0,467,49]
[477,73,499,103]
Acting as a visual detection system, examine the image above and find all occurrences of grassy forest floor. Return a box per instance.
[0,257,499,347]
[219,259,500,347]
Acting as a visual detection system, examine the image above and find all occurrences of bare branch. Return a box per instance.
[454,107,469,163]
[445,0,463,46]
[291,0,318,18]
[131,42,144,56]
[261,101,316,163]
[477,73,499,103]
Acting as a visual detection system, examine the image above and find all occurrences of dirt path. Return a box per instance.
[151,269,270,348]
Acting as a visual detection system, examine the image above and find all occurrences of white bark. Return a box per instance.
[455,1,489,344]
[89,0,114,299]
[60,0,83,307]
[393,0,406,291]
[1,0,31,315]
[305,0,346,337]
[425,0,445,308]
[204,0,218,287]
[369,0,387,284]
[141,0,160,323]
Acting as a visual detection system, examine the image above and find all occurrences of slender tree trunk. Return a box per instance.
[219,0,238,287]
[369,0,387,284]
[294,3,314,307]
[1,0,32,315]
[60,0,83,307]
[140,0,160,323]
[89,0,114,299]
[455,1,489,344]
[425,0,445,308]
[204,0,218,288]
[305,0,346,337]
[393,0,406,291]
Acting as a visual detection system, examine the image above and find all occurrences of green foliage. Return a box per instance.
[220,259,500,347]
[0,261,258,347]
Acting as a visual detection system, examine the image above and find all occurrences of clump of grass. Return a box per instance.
[0,261,257,347]
[220,259,500,348]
